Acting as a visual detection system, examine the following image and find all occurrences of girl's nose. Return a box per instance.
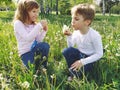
[36,12,39,16]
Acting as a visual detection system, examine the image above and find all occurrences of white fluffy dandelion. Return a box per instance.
[0,73,4,81]
[50,74,55,79]
[62,25,69,33]
[21,81,30,89]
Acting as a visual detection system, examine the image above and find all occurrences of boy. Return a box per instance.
[62,4,103,81]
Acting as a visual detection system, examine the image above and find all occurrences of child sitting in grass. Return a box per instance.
[62,3,103,81]
[13,0,50,70]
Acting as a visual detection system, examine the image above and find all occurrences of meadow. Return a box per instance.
[0,11,120,90]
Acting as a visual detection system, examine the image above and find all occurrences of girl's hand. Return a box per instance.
[70,60,83,71]
[40,20,48,31]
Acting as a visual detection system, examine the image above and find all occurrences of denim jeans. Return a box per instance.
[62,47,94,77]
[21,42,50,69]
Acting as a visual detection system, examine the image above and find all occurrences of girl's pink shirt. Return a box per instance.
[14,20,47,56]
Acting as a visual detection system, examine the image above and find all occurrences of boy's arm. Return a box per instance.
[80,34,103,65]
[71,33,103,71]
[66,32,76,47]
[67,35,73,47]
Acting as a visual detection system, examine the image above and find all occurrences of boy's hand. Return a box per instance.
[63,25,72,36]
[40,20,48,31]
[70,60,83,71]
[63,30,72,36]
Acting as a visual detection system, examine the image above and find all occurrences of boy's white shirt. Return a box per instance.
[14,20,47,56]
[67,27,103,65]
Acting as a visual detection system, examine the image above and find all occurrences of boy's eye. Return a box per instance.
[33,11,36,13]
[75,18,79,21]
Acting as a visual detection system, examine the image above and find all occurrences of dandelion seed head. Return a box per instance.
[33,74,38,78]
[116,53,120,56]
[0,73,4,81]
[50,74,55,79]
[43,56,47,60]
[63,25,69,33]
[21,81,30,89]
[42,68,47,73]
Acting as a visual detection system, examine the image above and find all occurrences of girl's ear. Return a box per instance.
[85,19,91,26]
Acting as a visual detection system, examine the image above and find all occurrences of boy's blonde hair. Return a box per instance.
[14,0,39,23]
[71,4,95,23]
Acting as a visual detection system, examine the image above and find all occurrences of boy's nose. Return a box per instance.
[71,19,75,24]
[71,21,73,24]
[71,21,74,26]
[71,22,73,26]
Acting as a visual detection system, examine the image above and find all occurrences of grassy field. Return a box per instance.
[0,11,120,90]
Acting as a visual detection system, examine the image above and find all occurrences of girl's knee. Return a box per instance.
[43,43,50,53]
[37,42,50,51]
[44,42,50,49]
[41,42,50,49]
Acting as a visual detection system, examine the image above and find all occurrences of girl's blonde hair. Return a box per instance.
[14,0,39,23]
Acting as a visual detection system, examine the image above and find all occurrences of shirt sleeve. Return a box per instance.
[81,33,103,65]
[36,30,47,42]
[14,20,43,42]
[67,31,77,47]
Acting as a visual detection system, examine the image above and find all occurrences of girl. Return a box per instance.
[13,0,50,69]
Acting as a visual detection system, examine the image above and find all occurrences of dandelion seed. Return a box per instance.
[58,30,60,33]
[116,53,120,56]
[43,56,46,60]
[10,52,13,55]
[33,74,38,78]
[0,73,2,77]
[0,73,4,81]
[104,44,109,49]
[42,68,47,73]
[21,81,30,89]
[2,82,9,89]
[62,25,69,33]
[50,74,55,79]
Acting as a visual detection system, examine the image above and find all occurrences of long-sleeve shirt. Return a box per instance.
[67,27,103,65]
[14,20,47,56]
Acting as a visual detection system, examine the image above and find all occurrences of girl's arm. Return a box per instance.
[36,30,47,42]
[14,20,42,42]
[36,20,48,42]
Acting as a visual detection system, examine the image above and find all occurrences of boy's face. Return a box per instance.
[71,13,90,30]
[28,8,39,23]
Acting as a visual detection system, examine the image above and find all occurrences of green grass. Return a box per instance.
[0,11,120,90]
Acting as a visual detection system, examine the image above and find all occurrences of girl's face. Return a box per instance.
[28,8,39,24]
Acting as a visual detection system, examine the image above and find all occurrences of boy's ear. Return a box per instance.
[85,19,91,26]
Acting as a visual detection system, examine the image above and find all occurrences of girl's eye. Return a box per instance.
[33,11,36,13]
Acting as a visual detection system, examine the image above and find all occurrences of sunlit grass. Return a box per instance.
[0,11,120,89]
